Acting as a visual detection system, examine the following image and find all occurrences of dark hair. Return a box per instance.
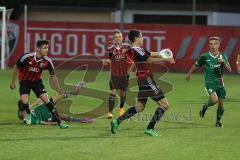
[128,29,141,43]
[36,39,50,48]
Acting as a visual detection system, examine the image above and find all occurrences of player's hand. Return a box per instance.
[168,57,175,64]
[102,59,110,65]
[185,74,191,81]
[10,82,16,90]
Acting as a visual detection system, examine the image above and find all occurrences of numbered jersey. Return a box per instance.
[17,52,55,81]
[105,41,131,76]
[195,51,230,86]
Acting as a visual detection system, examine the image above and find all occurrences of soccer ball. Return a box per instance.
[159,48,173,59]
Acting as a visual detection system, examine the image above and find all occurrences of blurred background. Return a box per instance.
[0,0,240,71]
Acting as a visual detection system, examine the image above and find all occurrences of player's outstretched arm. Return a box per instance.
[10,65,18,90]
[50,75,64,95]
[186,64,198,81]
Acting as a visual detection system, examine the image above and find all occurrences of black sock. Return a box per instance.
[22,102,31,114]
[108,94,115,112]
[147,107,166,130]
[216,106,224,122]
[120,96,126,108]
[46,101,61,124]
[117,106,137,125]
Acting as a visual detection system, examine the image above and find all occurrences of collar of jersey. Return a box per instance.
[209,51,220,58]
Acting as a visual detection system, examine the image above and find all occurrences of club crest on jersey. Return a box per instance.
[39,63,45,68]
[208,89,213,94]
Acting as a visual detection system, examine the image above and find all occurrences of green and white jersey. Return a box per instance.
[195,51,230,86]
[30,103,55,125]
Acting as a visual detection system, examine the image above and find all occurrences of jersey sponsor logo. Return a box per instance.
[206,60,211,61]
[28,66,40,72]
[114,54,125,61]
[210,64,221,69]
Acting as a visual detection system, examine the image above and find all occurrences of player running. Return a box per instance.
[10,39,67,128]
[110,29,175,136]
[104,29,132,119]
[186,36,232,127]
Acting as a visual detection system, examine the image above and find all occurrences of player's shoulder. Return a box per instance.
[131,46,145,55]
[105,41,115,50]
[122,41,131,47]
[19,52,35,62]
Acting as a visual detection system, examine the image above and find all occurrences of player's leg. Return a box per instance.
[200,87,218,118]
[32,80,67,128]
[119,89,126,116]
[216,99,224,127]
[108,78,116,119]
[144,98,169,137]
[215,87,226,127]
[111,100,146,134]
[19,81,31,124]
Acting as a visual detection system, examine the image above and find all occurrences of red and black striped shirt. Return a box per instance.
[105,41,131,76]
[17,52,55,81]
[126,46,152,78]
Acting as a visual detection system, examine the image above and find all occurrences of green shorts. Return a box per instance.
[205,83,226,99]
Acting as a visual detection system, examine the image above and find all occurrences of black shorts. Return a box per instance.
[109,75,129,90]
[19,79,47,98]
[137,76,165,102]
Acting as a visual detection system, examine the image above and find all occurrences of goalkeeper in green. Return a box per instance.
[186,36,232,127]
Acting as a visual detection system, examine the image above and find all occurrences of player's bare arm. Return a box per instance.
[186,65,198,81]
[218,58,232,72]
[10,65,18,90]
[50,74,64,95]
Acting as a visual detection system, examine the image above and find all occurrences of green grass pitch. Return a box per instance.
[0,69,240,160]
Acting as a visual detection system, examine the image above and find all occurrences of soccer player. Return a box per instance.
[10,39,68,129]
[186,36,232,127]
[236,50,240,73]
[104,29,132,119]
[110,29,175,136]
[18,93,93,125]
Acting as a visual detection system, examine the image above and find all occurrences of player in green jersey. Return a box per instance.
[186,36,232,127]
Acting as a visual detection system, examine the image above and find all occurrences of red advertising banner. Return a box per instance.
[6,21,240,72]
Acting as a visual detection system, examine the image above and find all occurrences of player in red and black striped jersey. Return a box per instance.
[10,39,68,129]
[111,29,175,136]
[104,29,133,119]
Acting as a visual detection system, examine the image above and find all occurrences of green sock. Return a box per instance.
[216,107,224,122]
[206,99,214,108]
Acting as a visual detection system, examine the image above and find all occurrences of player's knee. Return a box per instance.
[218,100,224,107]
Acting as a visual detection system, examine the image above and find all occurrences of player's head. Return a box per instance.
[113,29,123,45]
[36,39,50,56]
[209,36,220,53]
[128,29,143,46]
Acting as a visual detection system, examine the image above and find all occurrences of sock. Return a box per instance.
[206,98,214,108]
[147,107,166,130]
[108,94,115,112]
[22,102,31,114]
[46,101,61,124]
[120,95,126,108]
[216,106,224,122]
[117,106,137,125]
